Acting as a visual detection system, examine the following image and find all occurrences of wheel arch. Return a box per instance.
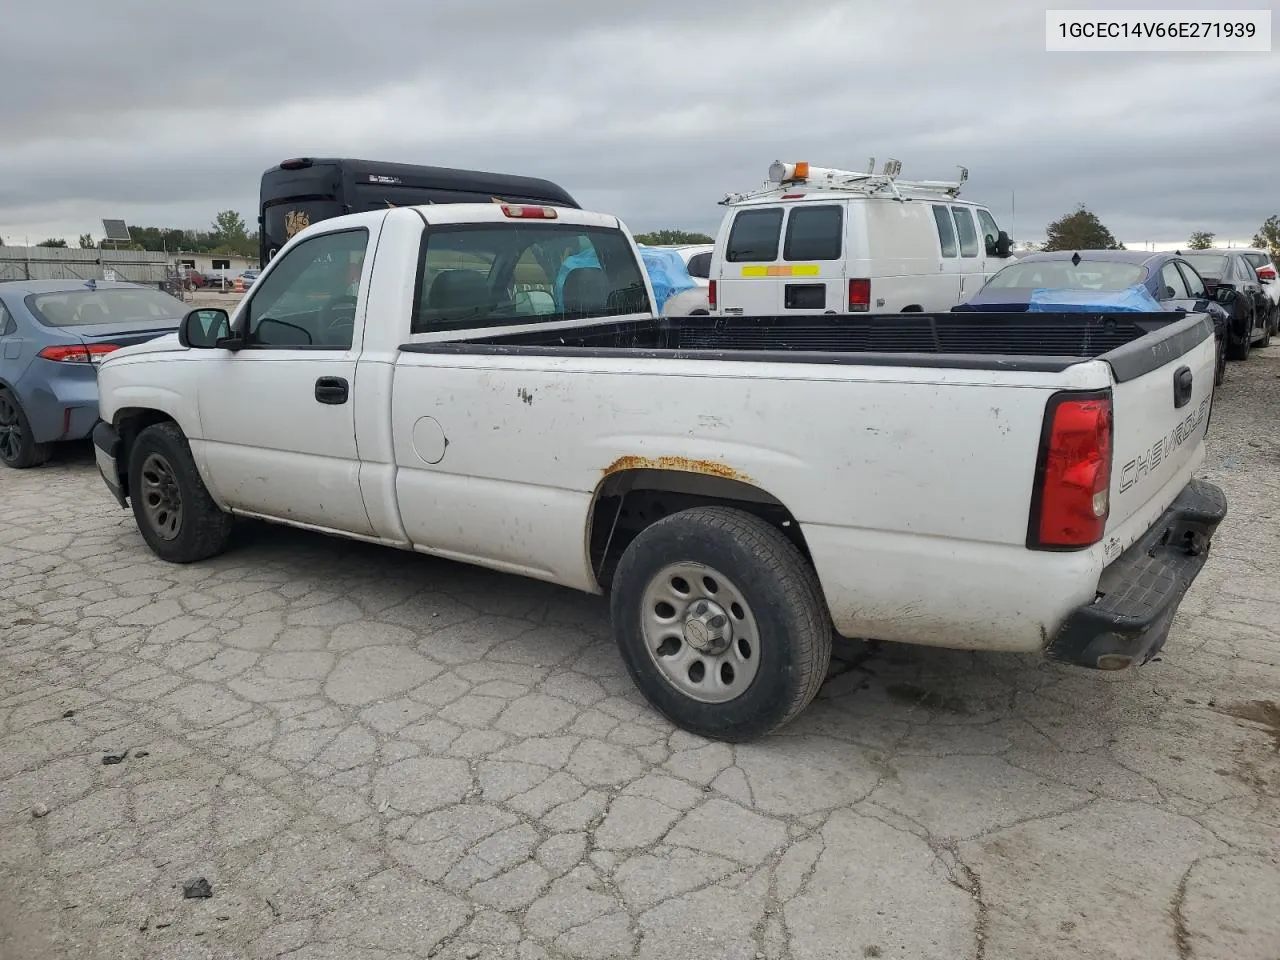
[110,407,182,499]
[586,465,815,591]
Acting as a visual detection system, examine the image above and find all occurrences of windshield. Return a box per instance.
[26,288,185,327]
[1180,254,1226,280]
[985,259,1147,292]
[412,223,649,333]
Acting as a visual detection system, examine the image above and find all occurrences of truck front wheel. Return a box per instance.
[610,506,832,741]
[128,422,233,563]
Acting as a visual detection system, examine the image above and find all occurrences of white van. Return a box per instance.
[707,161,1014,316]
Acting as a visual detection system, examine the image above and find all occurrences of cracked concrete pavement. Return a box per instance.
[1,354,1278,960]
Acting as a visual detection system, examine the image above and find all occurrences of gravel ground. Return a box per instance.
[1,350,1277,960]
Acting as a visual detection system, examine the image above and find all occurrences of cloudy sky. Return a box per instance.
[1,0,1276,248]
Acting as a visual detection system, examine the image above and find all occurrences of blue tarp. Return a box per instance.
[554,245,697,314]
[1026,285,1163,313]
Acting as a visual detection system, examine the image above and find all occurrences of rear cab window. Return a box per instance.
[783,205,842,260]
[412,223,649,333]
[726,209,783,262]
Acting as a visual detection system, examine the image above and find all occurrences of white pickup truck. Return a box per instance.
[92,201,1227,741]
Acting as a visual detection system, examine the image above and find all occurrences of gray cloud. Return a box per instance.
[2,0,1277,246]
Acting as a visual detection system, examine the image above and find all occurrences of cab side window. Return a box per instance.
[726,209,783,262]
[932,206,958,258]
[246,229,368,349]
[784,205,842,261]
[976,209,1002,256]
[1159,262,1189,300]
[951,207,979,258]
[1175,262,1206,299]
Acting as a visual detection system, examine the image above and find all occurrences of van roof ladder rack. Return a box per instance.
[721,159,969,205]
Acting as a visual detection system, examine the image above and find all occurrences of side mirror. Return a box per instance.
[179,308,231,348]
[994,230,1012,258]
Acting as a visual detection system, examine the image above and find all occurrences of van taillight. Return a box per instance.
[848,278,870,312]
[708,279,717,310]
[1028,392,1113,550]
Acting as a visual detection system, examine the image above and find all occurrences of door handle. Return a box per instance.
[315,376,349,405]
[1173,366,1193,408]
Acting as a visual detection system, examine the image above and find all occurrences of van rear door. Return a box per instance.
[777,202,846,315]
[713,207,784,316]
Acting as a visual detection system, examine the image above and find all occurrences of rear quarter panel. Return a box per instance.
[388,350,1112,649]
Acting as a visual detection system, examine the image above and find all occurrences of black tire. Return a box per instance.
[0,387,52,469]
[1258,308,1273,348]
[1226,310,1252,361]
[128,422,233,563]
[1215,341,1227,386]
[609,506,832,742]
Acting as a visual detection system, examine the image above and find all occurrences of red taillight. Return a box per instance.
[1030,393,1113,549]
[279,157,313,170]
[38,344,120,364]
[708,279,717,310]
[848,278,870,312]
[500,204,557,219]
[1258,266,1276,280]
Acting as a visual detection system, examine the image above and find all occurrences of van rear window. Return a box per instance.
[784,206,842,261]
[727,209,783,262]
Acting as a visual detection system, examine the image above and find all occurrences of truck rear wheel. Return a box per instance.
[609,506,831,741]
[128,422,233,563]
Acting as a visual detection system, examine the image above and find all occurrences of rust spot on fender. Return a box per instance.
[602,455,753,484]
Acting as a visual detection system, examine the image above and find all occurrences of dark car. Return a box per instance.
[955,250,1232,384]
[1177,250,1273,360]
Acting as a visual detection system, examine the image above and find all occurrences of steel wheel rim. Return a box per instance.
[639,562,761,703]
[0,394,22,463]
[140,453,183,540]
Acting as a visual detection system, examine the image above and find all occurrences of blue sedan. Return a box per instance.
[955,250,1231,385]
[0,280,185,468]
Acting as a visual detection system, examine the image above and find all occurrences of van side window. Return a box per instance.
[932,206,958,258]
[951,207,979,258]
[726,209,783,262]
[686,252,711,279]
[976,209,1002,256]
[783,205,842,261]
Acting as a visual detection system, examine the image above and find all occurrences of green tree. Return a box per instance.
[1042,206,1124,252]
[36,237,68,248]
[78,233,96,249]
[1187,231,1214,250]
[632,229,714,246]
[1253,215,1280,261]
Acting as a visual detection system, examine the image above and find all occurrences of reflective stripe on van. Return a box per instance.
[740,265,821,277]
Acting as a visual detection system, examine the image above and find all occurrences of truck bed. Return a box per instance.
[403,311,1212,381]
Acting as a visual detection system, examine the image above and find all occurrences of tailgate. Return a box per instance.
[1105,315,1216,549]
